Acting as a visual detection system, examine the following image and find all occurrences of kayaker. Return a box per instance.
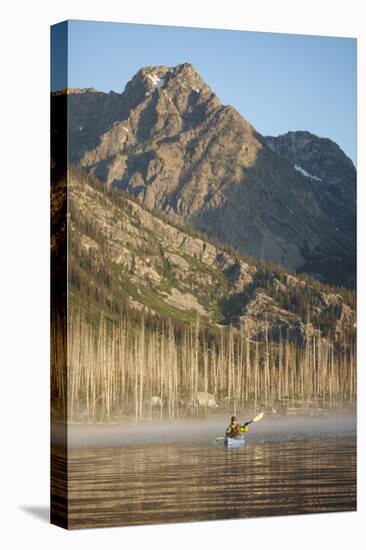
[226,415,249,439]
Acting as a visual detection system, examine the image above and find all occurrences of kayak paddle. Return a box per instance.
[246,411,264,425]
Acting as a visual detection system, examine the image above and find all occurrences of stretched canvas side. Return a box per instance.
[50,20,68,529]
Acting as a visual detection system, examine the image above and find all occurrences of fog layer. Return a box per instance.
[52,411,356,448]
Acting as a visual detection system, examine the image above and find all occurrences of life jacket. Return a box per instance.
[227,423,241,438]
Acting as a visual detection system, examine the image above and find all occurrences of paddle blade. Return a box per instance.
[253,412,264,422]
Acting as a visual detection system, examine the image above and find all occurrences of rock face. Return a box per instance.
[196,392,217,408]
[58,63,356,287]
[68,168,355,342]
[151,396,163,408]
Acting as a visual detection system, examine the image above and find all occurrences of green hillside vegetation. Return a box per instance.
[68,168,355,331]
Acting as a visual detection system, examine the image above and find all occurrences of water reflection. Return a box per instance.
[53,435,356,529]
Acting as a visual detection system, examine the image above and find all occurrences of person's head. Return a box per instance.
[231,415,238,424]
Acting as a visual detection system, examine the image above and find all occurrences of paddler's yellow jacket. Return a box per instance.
[226,422,249,438]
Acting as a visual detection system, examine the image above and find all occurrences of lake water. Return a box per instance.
[51,423,356,529]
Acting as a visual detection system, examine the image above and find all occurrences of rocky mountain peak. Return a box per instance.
[265,130,356,185]
[123,62,211,104]
[55,64,356,287]
[138,62,204,88]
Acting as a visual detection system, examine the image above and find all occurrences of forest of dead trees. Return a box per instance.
[51,307,356,423]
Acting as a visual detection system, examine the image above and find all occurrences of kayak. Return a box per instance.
[218,413,264,446]
[224,437,246,447]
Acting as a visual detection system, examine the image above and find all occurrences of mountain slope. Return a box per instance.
[56,63,356,286]
[68,168,355,343]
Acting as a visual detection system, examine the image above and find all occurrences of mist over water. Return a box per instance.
[53,410,356,448]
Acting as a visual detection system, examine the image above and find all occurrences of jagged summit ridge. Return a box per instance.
[127,62,207,91]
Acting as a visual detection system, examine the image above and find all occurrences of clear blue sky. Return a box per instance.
[52,20,357,164]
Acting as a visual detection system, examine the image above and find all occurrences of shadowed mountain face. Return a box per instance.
[56,63,356,287]
[264,131,356,285]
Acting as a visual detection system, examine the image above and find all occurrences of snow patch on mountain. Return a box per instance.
[147,74,165,88]
[294,164,322,182]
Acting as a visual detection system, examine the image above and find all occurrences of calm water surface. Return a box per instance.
[53,432,356,529]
